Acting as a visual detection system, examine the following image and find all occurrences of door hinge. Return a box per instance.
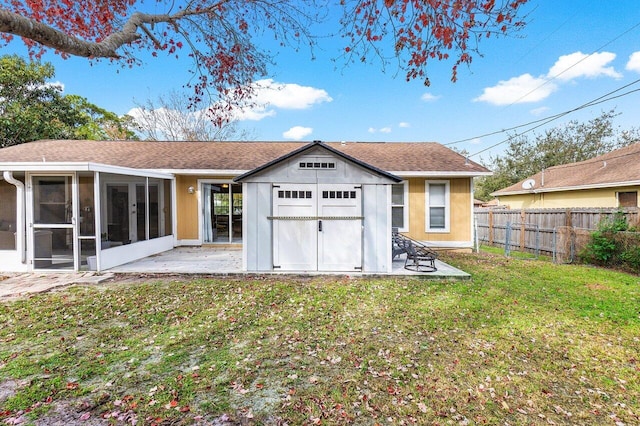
[273,265,281,269]
[354,185,362,189]
[354,266,362,270]
[272,184,281,188]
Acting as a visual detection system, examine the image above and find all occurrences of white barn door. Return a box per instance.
[272,184,317,270]
[317,184,362,271]
[272,183,362,272]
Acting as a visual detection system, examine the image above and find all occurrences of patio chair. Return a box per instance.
[404,240,437,273]
[392,229,408,259]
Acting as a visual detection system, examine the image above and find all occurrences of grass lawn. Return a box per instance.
[1,252,639,425]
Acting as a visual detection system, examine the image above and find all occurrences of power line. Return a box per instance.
[465,78,640,158]
[446,78,640,147]
[503,20,640,107]
[447,19,640,154]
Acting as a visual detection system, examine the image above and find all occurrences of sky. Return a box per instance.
[4,0,640,163]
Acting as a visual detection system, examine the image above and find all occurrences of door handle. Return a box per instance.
[318,220,322,232]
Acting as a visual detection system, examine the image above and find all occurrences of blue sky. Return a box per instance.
[5,0,640,162]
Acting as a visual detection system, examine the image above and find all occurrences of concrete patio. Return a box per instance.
[0,247,469,299]
[107,246,470,278]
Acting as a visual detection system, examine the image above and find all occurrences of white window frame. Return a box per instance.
[425,180,450,233]
[391,181,409,232]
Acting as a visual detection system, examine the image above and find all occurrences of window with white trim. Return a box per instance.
[425,180,450,232]
[391,182,408,231]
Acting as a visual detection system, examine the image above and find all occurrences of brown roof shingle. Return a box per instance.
[493,142,640,195]
[0,140,490,175]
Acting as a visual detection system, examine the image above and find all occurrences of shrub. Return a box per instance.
[581,230,619,264]
[620,246,640,273]
[579,211,640,273]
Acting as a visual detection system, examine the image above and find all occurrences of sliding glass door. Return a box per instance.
[202,183,242,243]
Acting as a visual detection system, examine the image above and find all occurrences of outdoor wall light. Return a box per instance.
[187,185,195,194]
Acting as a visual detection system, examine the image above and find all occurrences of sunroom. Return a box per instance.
[0,163,174,272]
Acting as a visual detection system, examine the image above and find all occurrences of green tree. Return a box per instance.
[475,110,640,200]
[0,54,137,147]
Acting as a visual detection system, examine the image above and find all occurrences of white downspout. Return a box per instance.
[3,171,26,263]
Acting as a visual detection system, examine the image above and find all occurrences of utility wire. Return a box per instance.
[447,19,640,154]
[466,79,640,158]
[503,20,640,107]
[446,78,640,147]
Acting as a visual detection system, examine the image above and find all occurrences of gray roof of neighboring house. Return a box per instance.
[0,139,491,176]
[492,142,640,196]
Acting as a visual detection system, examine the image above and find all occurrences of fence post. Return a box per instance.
[552,227,557,263]
[505,221,512,257]
[565,209,572,227]
[488,210,494,246]
[570,228,576,263]
[520,210,526,252]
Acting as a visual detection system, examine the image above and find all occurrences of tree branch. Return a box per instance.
[0,4,228,59]
[0,8,130,58]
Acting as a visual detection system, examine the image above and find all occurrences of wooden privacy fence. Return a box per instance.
[474,207,640,262]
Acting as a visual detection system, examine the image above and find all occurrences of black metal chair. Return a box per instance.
[392,229,408,259]
[404,240,437,272]
[392,229,438,272]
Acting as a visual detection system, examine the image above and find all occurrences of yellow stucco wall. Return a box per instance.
[405,177,472,244]
[175,175,199,240]
[497,186,640,209]
[176,175,475,245]
[175,175,237,241]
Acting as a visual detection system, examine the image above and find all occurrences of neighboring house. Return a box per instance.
[492,142,640,210]
[0,139,490,273]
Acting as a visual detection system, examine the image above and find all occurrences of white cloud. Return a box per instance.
[252,79,332,109]
[626,51,640,73]
[474,74,558,105]
[283,126,313,140]
[469,138,482,145]
[224,79,332,121]
[547,51,621,81]
[232,105,277,121]
[530,106,550,116]
[421,92,440,102]
[368,126,392,134]
[476,51,624,107]
[398,122,410,128]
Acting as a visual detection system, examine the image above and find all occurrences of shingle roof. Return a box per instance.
[0,140,490,175]
[492,142,640,195]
